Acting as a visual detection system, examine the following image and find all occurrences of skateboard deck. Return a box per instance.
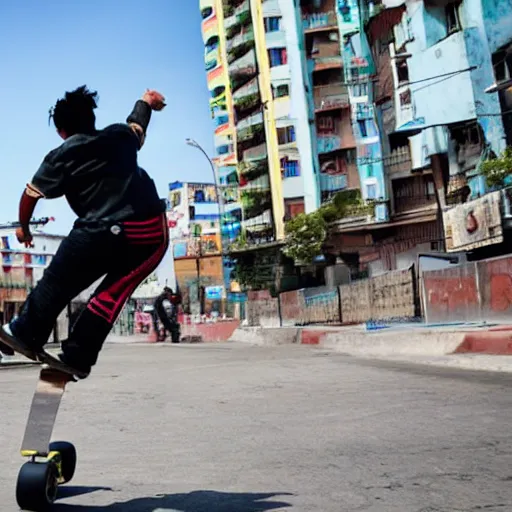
[21,367,75,457]
[37,350,89,379]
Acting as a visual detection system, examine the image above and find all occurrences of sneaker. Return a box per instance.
[0,324,37,361]
[57,352,91,379]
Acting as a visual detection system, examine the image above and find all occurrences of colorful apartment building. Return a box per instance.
[199,0,512,288]
[200,0,324,246]
[167,181,226,313]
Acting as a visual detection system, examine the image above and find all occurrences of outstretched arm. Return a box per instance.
[16,186,41,247]
[127,89,166,149]
[16,158,64,247]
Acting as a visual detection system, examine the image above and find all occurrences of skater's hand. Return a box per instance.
[142,89,166,111]
[16,227,33,248]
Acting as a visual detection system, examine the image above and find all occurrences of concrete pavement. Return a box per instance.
[2,343,512,510]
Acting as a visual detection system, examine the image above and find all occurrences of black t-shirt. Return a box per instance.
[31,123,164,226]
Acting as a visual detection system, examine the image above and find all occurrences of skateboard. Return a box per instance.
[15,365,78,511]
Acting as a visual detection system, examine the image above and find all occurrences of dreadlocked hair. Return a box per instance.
[49,85,99,136]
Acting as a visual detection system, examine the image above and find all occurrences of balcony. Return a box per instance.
[314,83,349,112]
[303,11,338,33]
[383,146,412,178]
[317,135,341,154]
[392,174,437,215]
[243,142,267,162]
[320,173,348,197]
[229,49,258,91]
[226,27,254,51]
[312,55,343,72]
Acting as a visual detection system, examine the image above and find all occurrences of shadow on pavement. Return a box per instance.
[57,486,113,499]
[54,489,294,511]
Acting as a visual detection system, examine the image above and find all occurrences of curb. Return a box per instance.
[456,329,512,355]
[231,324,512,358]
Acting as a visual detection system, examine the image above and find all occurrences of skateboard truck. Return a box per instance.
[16,366,78,511]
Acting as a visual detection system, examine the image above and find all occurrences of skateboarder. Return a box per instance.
[0,85,168,377]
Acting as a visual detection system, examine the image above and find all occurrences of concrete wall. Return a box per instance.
[277,266,417,326]
[422,254,512,324]
[246,289,280,327]
[462,0,508,155]
[406,16,475,127]
[481,0,512,52]
[340,267,417,324]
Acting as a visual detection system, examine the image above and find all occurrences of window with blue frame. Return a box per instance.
[214,115,229,127]
[268,48,287,67]
[264,16,281,32]
[277,125,296,145]
[366,184,377,199]
[281,159,300,178]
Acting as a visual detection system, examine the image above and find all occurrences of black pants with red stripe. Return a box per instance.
[10,213,169,368]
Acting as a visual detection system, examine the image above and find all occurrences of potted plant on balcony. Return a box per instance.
[481,146,512,189]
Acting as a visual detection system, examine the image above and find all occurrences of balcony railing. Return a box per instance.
[312,55,343,71]
[226,27,254,51]
[320,173,348,193]
[384,147,412,176]
[228,48,256,74]
[317,135,341,154]
[303,11,337,32]
[393,194,437,214]
[243,142,267,162]
[314,83,349,111]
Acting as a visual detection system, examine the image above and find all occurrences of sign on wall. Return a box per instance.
[443,191,503,252]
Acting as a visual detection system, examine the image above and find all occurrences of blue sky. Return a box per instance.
[0,0,214,235]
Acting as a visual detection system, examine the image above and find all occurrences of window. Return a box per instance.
[366,184,377,199]
[264,16,281,32]
[352,82,368,97]
[205,36,219,54]
[493,45,512,82]
[317,115,336,134]
[268,48,288,67]
[400,88,411,106]
[285,199,305,219]
[357,120,367,138]
[273,84,290,98]
[281,159,300,178]
[214,115,229,127]
[201,7,213,19]
[445,2,460,34]
[211,85,225,98]
[396,59,409,84]
[277,126,296,144]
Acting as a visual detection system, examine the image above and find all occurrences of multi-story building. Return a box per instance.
[200,0,324,292]
[167,181,226,313]
[200,0,512,287]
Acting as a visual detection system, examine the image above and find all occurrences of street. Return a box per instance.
[1,343,512,511]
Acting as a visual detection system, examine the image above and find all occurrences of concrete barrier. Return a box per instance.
[455,328,512,355]
[230,327,300,345]
[321,329,466,357]
[230,324,512,358]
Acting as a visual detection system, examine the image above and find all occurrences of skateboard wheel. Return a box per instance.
[16,461,58,511]
[49,441,77,483]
